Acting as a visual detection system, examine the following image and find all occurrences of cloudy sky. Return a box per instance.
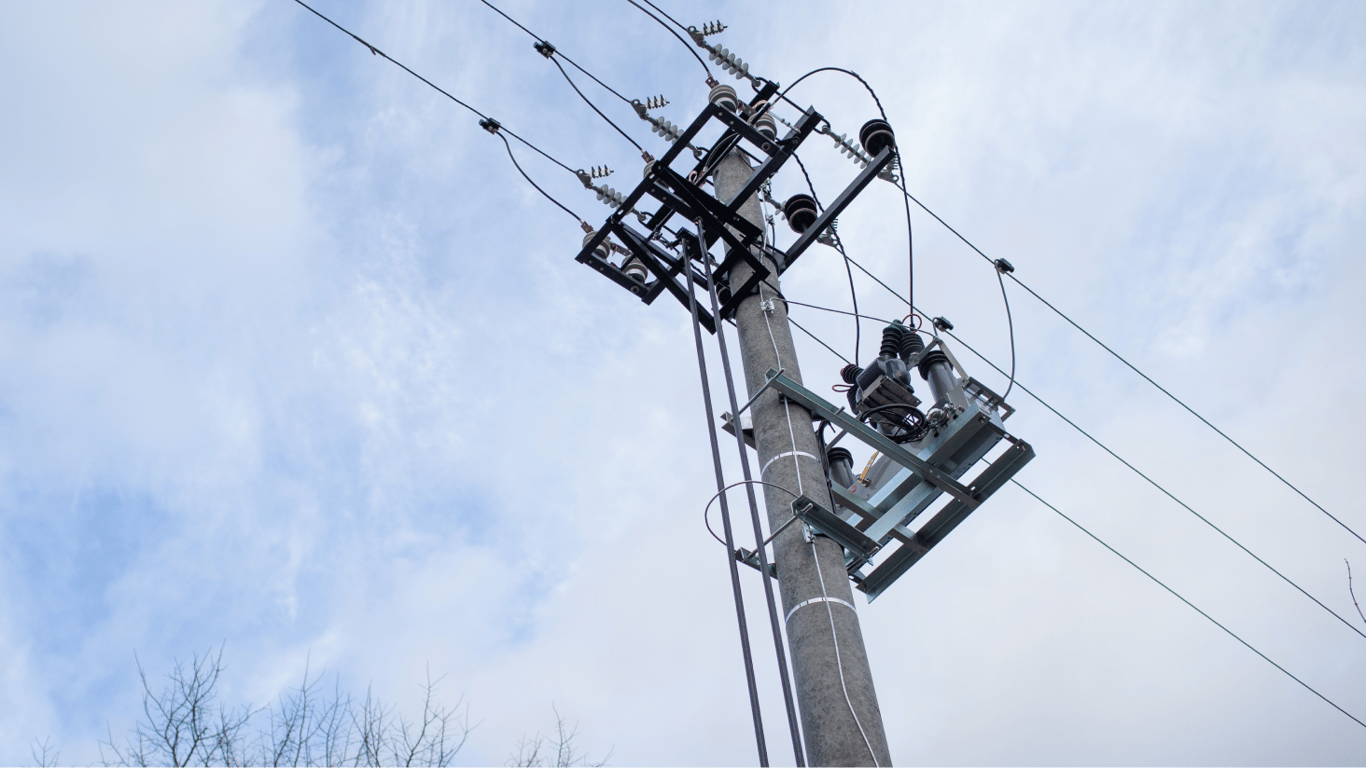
[2,0,1365,765]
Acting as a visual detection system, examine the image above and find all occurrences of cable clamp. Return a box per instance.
[533,40,556,58]
[760,298,776,314]
[932,316,954,332]
[479,117,501,135]
[994,258,1015,274]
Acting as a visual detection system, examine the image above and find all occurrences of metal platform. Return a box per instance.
[751,369,1034,601]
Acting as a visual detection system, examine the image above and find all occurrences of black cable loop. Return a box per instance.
[624,0,711,78]
[792,153,862,364]
[1014,480,1366,732]
[996,269,1017,401]
[478,0,637,107]
[703,480,801,546]
[548,57,645,153]
[496,134,585,225]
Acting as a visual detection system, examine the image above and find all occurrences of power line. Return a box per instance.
[815,248,1366,642]
[894,178,1363,547]
[624,0,712,79]
[939,324,1366,642]
[495,133,585,225]
[1013,480,1366,732]
[547,57,646,154]
[478,0,637,107]
[290,0,579,178]
[1005,271,1366,548]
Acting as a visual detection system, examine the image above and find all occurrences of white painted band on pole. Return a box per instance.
[761,450,818,477]
[785,595,856,623]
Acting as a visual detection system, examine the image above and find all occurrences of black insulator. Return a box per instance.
[783,194,819,234]
[917,348,951,380]
[859,118,895,156]
[840,363,863,384]
[900,329,925,363]
[827,446,853,466]
[879,322,905,358]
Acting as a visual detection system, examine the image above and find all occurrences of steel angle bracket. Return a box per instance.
[790,495,880,572]
[764,369,977,506]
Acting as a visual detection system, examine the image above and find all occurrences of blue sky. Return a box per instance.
[2,0,1365,764]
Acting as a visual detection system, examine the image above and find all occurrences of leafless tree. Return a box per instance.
[30,736,60,768]
[507,705,610,768]
[98,647,471,767]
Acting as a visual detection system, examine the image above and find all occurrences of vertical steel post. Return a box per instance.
[717,150,893,766]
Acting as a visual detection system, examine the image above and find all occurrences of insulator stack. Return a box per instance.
[647,115,682,142]
[832,132,873,167]
[592,183,625,209]
[707,45,751,80]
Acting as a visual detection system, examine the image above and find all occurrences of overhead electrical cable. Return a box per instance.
[792,153,862,364]
[478,0,638,108]
[936,325,1366,641]
[495,134,585,224]
[810,247,1366,641]
[547,57,646,153]
[288,0,581,179]
[893,180,1361,546]
[1013,480,1366,731]
[624,0,712,78]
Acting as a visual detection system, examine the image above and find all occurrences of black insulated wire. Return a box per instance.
[289,0,579,179]
[996,268,1017,401]
[1005,271,1366,548]
[791,153,862,364]
[624,0,712,78]
[548,57,646,153]
[1013,480,1366,732]
[496,134,585,225]
[938,327,1366,643]
[478,0,637,107]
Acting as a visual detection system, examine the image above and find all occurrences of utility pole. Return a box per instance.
[717,149,894,766]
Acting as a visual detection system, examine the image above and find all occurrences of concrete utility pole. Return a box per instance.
[717,149,893,766]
